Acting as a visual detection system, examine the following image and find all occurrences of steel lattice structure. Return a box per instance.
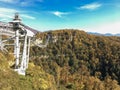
[0,13,49,75]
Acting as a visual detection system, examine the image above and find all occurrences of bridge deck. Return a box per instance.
[0,21,38,37]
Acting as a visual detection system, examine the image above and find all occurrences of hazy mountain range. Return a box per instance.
[88,32,120,36]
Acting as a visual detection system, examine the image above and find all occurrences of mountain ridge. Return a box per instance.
[88,32,120,36]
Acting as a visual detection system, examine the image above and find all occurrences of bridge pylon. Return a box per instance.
[0,13,50,75]
[12,13,31,75]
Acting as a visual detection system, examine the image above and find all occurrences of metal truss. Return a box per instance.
[0,13,49,75]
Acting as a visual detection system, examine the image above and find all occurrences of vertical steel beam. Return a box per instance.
[15,29,20,68]
[26,37,31,68]
[20,33,27,70]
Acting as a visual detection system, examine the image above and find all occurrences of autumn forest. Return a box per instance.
[0,29,120,90]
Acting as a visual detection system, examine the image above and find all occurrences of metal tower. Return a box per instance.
[12,13,32,75]
[0,13,49,75]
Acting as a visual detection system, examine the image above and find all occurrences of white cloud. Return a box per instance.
[0,0,18,3]
[0,7,17,13]
[51,11,69,17]
[21,0,43,6]
[0,18,10,22]
[0,8,17,20]
[84,21,120,34]
[79,3,102,10]
[0,13,12,18]
[0,7,35,22]
[21,14,36,20]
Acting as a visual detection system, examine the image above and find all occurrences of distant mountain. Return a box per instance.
[88,32,120,36]
[115,33,120,36]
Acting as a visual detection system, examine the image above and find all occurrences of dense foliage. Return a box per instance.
[0,52,56,90]
[0,29,120,90]
[31,29,120,90]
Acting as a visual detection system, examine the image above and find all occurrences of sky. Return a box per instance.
[0,0,120,34]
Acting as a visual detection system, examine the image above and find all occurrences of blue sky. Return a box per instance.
[0,0,120,34]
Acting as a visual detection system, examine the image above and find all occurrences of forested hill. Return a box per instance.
[0,29,120,90]
[31,29,120,90]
